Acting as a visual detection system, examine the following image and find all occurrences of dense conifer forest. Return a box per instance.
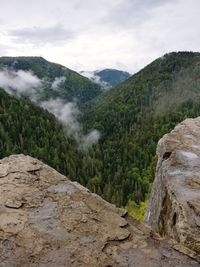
[79,52,200,206]
[0,87,77,175]
[1,52,200,210]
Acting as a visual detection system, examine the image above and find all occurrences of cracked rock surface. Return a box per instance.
[146,117,200,260]
[0,154,199,266]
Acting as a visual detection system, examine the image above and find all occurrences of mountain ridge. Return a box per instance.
[0,56,102,104]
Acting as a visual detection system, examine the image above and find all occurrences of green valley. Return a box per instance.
[1,52,200,210]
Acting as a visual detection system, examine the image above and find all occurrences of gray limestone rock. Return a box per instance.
[0,154,199,266]
[146,117,200,259]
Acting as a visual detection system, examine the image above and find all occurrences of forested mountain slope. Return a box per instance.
[0,56,102,104]
[79,52,200,206]
[0,87,77,175]
[2,52,200,210]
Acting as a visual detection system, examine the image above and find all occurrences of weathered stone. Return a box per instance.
[5,199,23,209]
[146,117,200,258]
[0,154,199,266]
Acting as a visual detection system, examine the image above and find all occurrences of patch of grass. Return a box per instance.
[125,200,148,222]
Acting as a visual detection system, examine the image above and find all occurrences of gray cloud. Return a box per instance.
[0,0,200,73]
[100,0,175,28]
[9,25,75,44]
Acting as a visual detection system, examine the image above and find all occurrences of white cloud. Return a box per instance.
[0,69,41,97]
[41,99,80,138]
[80,71,109,88]
[0,0,199,73]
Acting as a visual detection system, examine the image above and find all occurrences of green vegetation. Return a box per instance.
[0,87,77,176]
[125,200,148,222]
[0,56,102,104]
[2,52,200,210]
[76,52,200,206]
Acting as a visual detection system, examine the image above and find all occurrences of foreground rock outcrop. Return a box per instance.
[0,154,199,266]
[146,117,200,258]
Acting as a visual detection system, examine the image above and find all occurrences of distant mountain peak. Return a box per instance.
[80,68,131,88]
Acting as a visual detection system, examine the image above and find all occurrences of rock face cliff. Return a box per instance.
[0,154,199,266]
[146,117,200,257]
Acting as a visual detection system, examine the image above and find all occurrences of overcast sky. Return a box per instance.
[0,0,199,73]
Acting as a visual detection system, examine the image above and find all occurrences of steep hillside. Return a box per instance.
[0,56,102,104]
[2,52,200,211]
[0,87,77,176]
[79,52,200,206]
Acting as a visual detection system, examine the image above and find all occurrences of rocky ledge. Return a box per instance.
[0,154,199,266]
[146,117,200,259]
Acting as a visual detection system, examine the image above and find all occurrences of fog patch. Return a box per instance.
[0,69,41,98]
[80,70,110,89]
[40,98,100,149]
[52,76,66,90]
[41,99,80,140]
[81,130,101,151]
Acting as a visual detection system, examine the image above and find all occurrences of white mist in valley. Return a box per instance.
[0,69,100,149]
[80,70,109,88]
[0,69,41,98]
[51,76,66,90]
[41,98,100,149]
